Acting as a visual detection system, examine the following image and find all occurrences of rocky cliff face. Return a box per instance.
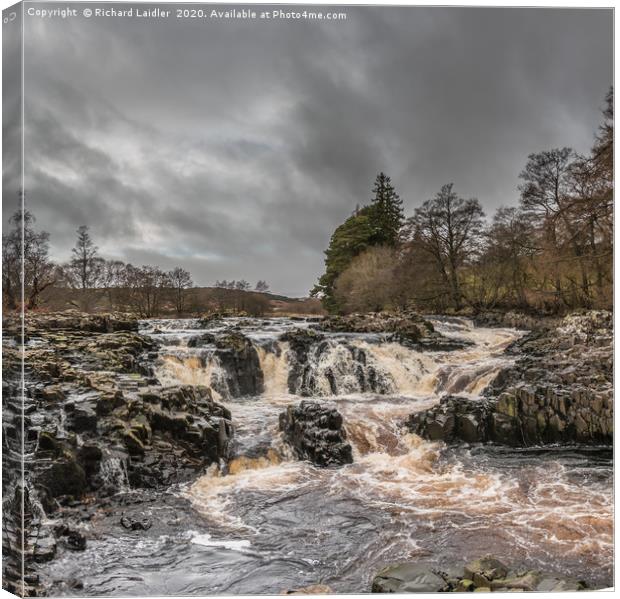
[408,311,613,446]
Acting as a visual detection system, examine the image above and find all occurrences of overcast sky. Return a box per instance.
[4,5,613,296]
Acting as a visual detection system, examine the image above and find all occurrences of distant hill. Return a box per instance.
[38,285,325,317]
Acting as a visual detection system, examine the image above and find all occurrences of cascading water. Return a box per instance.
[38,316,612,596]
[99,454,130,493]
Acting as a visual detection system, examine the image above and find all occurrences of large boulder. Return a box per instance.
[279,401,353,467]
[39,457,87,498]
[372,563,448,593]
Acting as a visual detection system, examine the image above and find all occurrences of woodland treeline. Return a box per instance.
[313,89,613,315]
[2,219,272,317]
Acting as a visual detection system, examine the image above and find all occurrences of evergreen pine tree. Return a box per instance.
[369,172,404,246]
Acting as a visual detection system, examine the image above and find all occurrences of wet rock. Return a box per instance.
[187,333,217,347]
[473,310,558,331]
[37,430,62,453]
[283,585,334,594]
[279,401,353,467]
[65,401,98,433]
[120,515,152,531]
[196,309,247,328]
[76,444,103,478]
[25,311,139,334]
[318,311,471,351]
[371,563,447,593]
[63,530,87,551]
[213,332,264,397]
[535,576,587,591]
[32,529,57,562]
[464,556,509,587]
[408,396,496,444]
[372,556,594,593]
[319,310,433,337]
[39,385,66,403]
[39,458,87,499]
[142,385,234,464]
[123,430,146,456]
[282,329,392,396]
[280,328,325,353]
[96,391,126,416]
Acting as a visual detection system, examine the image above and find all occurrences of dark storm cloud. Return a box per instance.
[12,4,612,296]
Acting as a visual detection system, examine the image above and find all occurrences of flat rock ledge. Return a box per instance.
[316,311,470,351]
[371,556,593,593]
[279,401,353,467]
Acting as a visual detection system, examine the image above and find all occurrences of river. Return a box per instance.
[40,317,613,595]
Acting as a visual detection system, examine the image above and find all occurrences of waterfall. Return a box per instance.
[99,455,130,493]
[156,352,230,400]
[255,343,290,396]
[151,319,518,400]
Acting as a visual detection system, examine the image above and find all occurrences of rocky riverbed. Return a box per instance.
[2,310,613,595]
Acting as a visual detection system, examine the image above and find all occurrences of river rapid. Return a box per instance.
[42,317,613,595]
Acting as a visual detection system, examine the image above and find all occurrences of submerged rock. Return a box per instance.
[279,401,353,467]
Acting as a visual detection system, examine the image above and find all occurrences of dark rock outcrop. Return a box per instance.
[318,310,434,337]
[187,333,217,348]
[2,312,236,585]
[279,401,353,467]
[212,332,264,397]
[407,395,510,445]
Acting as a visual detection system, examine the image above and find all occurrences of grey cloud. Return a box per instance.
[8,4,612,296]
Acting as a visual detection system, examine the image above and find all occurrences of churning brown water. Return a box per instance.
[40,318,612,595]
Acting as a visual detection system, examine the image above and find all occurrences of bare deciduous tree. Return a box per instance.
[404,184,485,310]
[2,207,56,310]
[169,267,193,314]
